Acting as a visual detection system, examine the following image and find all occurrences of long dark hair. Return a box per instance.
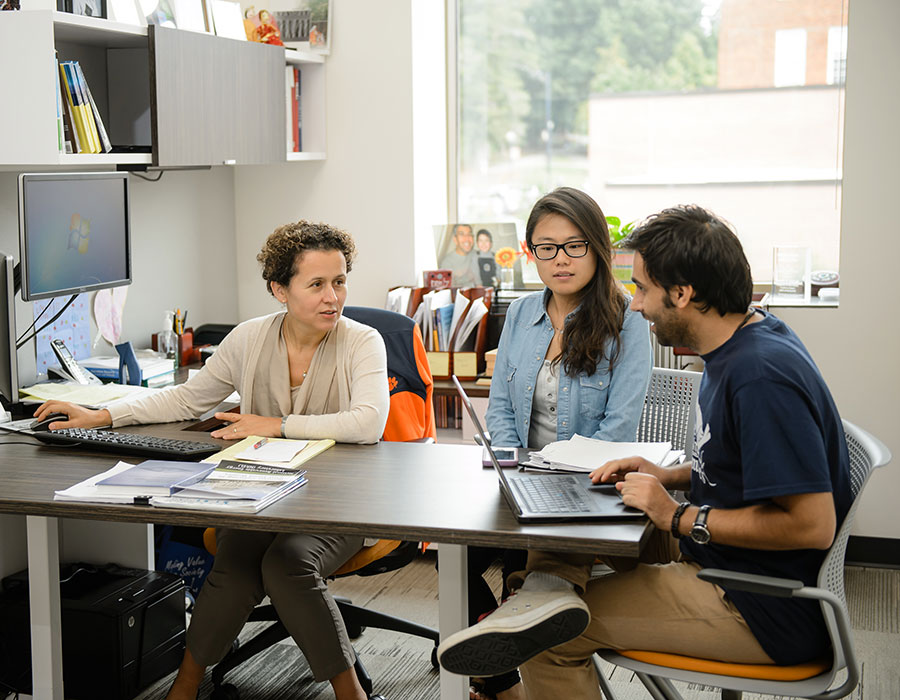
[525,187,625,377]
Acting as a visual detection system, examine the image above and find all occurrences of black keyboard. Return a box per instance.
[512,476,591,514]
[34,428,219,460]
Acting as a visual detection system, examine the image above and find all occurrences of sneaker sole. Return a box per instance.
[439,607,589,677]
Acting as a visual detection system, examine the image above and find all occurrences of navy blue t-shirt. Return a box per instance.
[679,311,851,665]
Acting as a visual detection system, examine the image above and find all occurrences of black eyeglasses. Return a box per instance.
[530,240,590,261]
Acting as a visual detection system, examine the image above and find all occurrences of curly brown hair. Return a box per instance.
[257,220,356,296]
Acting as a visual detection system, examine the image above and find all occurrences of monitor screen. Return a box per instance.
[18,172,132,301]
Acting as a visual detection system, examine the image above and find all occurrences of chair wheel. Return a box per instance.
[368,695,386,700]
[431,645,439,669]
[211,683,240,700]
[346,623,366,639]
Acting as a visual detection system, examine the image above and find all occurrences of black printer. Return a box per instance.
[0,562,185,700]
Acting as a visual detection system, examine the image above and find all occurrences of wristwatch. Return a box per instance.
[671,501,690,539]
[690,505,712,545]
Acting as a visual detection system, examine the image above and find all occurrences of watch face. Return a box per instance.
[690,525,711,545]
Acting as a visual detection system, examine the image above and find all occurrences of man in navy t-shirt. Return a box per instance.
[437,205,852,699]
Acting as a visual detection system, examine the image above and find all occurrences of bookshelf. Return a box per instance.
[0,11,326,167]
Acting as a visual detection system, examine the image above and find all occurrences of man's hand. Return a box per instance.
[210,412,282,440]
[33,401,111,430]
[590,456,668,486]
[616,472,678,529]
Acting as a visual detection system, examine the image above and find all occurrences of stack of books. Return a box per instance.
[80,354,176,388]
[53,436,335,513]
[285,66,302,152]
[56,57,112,155]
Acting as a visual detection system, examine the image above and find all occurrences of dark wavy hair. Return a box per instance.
[257,220,356,296]
[526,187,625,377]
[624,205,752,316]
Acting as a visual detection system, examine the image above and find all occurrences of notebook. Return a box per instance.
[453,375,645,523]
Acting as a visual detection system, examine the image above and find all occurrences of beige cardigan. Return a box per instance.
[106,312,389,444]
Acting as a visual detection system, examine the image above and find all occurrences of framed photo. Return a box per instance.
[433,222,530,289]
[72,0,106,18]
[279,0,331,55]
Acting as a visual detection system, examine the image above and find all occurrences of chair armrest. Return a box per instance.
[697,568,804,598]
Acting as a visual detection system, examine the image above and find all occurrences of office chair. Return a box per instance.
[593,419,892,700]
[637,367,702,451]
[207,307,439,700]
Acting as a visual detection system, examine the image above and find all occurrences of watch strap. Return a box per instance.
[694,504,711,528]
[671,501,690,539]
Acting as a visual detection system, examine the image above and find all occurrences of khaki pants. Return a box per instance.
[518,530,773,700]
[187,528,364,682]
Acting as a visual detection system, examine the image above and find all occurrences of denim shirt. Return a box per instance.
[485,289,652,448]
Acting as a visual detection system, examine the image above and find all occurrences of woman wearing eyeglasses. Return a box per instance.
[464,187,651,700]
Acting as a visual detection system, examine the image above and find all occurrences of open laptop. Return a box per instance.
[452,375,644,523]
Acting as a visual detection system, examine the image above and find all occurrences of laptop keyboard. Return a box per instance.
[511,476,591,514]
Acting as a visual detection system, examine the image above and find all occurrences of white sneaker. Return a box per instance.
[437,588,590,677]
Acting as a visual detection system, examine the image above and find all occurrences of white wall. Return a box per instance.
[776,0,900,539]
[0,168,239,370]
[233,0,446,321]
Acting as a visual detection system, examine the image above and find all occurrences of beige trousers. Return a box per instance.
[187,528,364,682]
[518,530,774,700]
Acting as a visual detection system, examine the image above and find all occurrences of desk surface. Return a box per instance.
[0,423,650,557]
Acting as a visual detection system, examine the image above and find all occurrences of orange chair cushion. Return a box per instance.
[203,527,217,556]
[617,650,830,681]
[332,539,403,576]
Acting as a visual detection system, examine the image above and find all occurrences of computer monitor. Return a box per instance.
[17,172,132,302]
[0,253,19,406]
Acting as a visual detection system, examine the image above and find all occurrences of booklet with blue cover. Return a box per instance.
[95,460,217,496]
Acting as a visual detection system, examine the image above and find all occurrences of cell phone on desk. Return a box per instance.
[483,446,518,467]
[49,338,102,385]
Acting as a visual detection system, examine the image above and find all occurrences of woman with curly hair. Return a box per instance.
[33,221,389,700]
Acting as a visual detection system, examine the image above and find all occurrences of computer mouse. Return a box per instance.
[30,412,69,432]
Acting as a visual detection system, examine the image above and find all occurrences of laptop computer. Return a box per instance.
[452,375,644,523]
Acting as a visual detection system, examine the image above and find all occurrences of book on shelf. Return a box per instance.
[67,61,100,153]
[54,53,65,154]
[285,66,295,151]
[58,64,78,153]
[296,67,302,151]
[95,460,217,496]
[77,62,113,153]
[59,62,93,154]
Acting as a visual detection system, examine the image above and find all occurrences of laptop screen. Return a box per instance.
[451,375,523,515]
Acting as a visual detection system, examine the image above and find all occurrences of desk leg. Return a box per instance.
[26,515,64,700]
[438,543,469,700]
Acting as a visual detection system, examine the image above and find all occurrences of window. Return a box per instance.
[827,25,848,85]
[456,0,848,285]
[774,29,807,87]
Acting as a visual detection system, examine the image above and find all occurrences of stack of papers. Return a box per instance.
[53,436,334,513]
[524,434,682,473]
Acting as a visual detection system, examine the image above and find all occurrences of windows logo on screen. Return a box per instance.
[67,213,90,254]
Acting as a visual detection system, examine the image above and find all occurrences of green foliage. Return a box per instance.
[606,216,635,248]
[458,0,719,159]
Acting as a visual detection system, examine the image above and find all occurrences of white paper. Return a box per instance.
[529,435,673,473]
[210,0,246,40]
[235,439,309,462]
[453,298,488,351]
[54,461,141,503]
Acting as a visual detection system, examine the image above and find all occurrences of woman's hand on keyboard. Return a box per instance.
[33,401,112,430]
